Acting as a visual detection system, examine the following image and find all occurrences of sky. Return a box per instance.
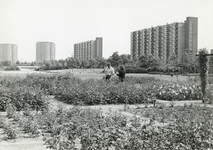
[0,0,213,62]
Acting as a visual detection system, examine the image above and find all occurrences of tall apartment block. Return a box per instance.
[36,42,55,63]
[0,44,18,63]
[131,17,198,63]
[74,37,103,60]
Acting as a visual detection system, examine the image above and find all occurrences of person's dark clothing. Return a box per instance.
[116,70,126,82]
[105,74,111,80]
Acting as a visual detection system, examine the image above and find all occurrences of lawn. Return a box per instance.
[0,68,191,81]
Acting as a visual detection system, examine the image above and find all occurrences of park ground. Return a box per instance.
[0,68,204,150]
[0,67,191,81]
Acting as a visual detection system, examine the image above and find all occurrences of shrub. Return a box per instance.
[124,65,148,73]
[3,123,17,139]
[0,82,48,111]
[41,105,213,150]
[5,104,16,118]
[205,84,213,104]
[52,77,156,105]
[156,82,202,100]
[19,117,40,136]
[125,67,148,73]
[4,65,20,71]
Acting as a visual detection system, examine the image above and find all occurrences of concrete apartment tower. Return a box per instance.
[0,44,18,63]
[74,37,103,60]
[130,17,198,64]
[36,42,55,63]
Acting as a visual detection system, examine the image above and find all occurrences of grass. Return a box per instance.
[0,67,191,81]
[0,68,192,82]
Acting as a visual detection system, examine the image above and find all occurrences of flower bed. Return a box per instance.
[0,73,211,110]
[3,104,212,149]
[156,82,203,100]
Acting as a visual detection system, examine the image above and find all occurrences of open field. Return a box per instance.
[0,68,192,81]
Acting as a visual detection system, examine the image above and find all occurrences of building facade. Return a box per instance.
[74,37,103,60]
[131,17,198,64]
[0,44,18,63]
[36,42,55,63]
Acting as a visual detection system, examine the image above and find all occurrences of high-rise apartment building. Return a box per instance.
[36,42,55,63]
[131,17,198,63]
[0,44,18,63]
[74,37,103,60]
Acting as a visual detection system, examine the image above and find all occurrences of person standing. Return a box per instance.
[116,65,126,82]
[103,63,115,81]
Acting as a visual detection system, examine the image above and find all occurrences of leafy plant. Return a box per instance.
[5,104,16,118]
[3,123,17,140]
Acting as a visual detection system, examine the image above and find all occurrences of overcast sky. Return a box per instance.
[0,0,213,62]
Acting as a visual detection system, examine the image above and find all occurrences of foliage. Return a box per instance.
[156,82,202,100]
[3,123,17,140]
[40,105,213,150]
[0,114,6,128]
[205,84,213,104]
[198,48,208,97]
[2,102,212,149]
[0,60,12,67]
[108,52,122,67]
[37,52,134,70]
[4,65,20,71]
[5,104,16,118]
[124,105,213,149]
[125,65,148,73]
[0,73,205,110]
[19,115,40,137]
[50,75,203,103]
[0,72,212,149]
[209,56,213,74]
[180,51,198,74]
[53,78,149,105]
[0,77,49,111]
[138,55,160,69]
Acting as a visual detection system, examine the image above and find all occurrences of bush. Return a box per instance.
[125,66,148,73]
[205,84,213,104]
[41,105,213,150]
[4,65,20,71]
[0,79,49,111]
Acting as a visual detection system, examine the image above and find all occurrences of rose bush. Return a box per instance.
[0,73,211,109]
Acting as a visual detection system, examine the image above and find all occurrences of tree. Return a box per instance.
[16,60,20,65]
[96,58,107,68]
[138,55,159,69]
[120,54,132,65]
[43,61,51,70]
[88,59,97,68]
[1,61,11,67]
[65,57,79,68]
[179,51,197,74]
[107,52,121,67]
[81,60,89,68]
[168,55,178,66]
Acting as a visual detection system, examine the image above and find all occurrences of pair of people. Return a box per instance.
[103,64,126,82]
